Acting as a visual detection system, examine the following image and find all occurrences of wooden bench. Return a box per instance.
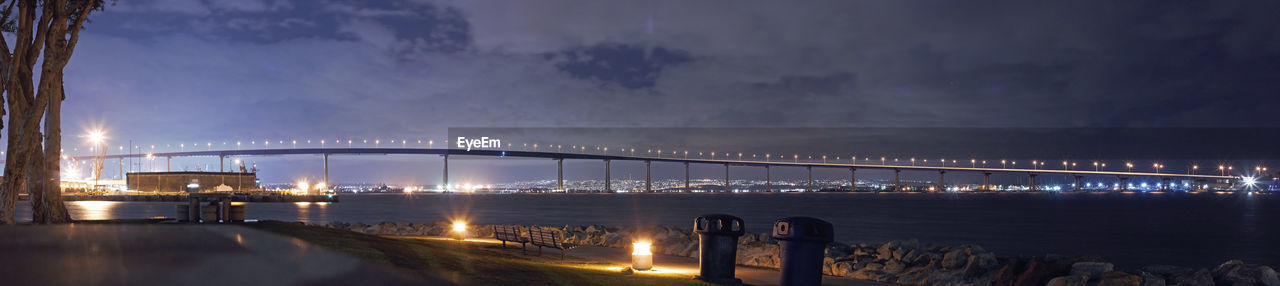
[528,228,577,259]
[492,225,529,254]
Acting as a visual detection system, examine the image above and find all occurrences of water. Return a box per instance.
[17,192,1278,269]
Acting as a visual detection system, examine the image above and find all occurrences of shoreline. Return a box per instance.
[322,220,1278,285]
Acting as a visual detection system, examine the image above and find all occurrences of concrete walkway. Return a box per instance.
[0,224,428,286]
[405,236,886,286]
[567,245,887,286]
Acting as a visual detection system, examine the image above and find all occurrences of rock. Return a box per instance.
[680,241,698,257]
[833,261,857,277]
[1072,262,1115,278]
[1015,259,1076,286]
[877,239,920,260]
[620,267,634,275]
[963,253,999,278]
[1138,271,1167,286]
[912,252,941,266]
[863,263,885,271]
[1096,271,1143,286]
[1172,269,1214,286]
[992,259,1028,286]
[1143,265,1192,281]
[825,243,852,258]
[884,260,907,273]
[1047,275,1090,286]
[1213,260,1279,286]
[943,248,971,269]
[1262,266,1280,286]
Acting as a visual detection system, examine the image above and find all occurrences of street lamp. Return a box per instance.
[1126,162,1133,172]
[1001,159,1007,169]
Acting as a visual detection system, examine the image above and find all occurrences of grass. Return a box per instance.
[245,221,709,286]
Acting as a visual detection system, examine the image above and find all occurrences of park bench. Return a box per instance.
[528,227,577,259]
[492,225,529,254]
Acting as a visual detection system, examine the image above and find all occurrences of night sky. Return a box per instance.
[27,0,1280,184]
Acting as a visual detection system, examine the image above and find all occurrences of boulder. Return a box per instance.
[1047,275,1090,286]
[991,259,1028,286]
[1213,260,1280,286]
[1014,259,1076,286]
[1172,269,1214,286]
[1137,271,1167,286]
[1096,271,1143,286]
[963,253,1000,278]
[943,248,971,269]
[884,259,907,274]
[833,261,857,277]
[1072,262,1115,278]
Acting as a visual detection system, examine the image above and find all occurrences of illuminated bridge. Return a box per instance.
[70,148,1240,192]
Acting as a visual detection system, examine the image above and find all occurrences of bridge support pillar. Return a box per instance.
[219,155,225,172]
[765,165,772,192]
[645,160,651,193]
[557,158,564,191]
[937,170,945,191]
[1028,173,1038,191]
[724,164,730,193]
[1162,177,1171,191]
[443,154,449,191]
[894,169,901,191]
[807,166,813,192]
[323,154,330,185]
[1119,176,1128,191]
[605,159,611,192]
[982,172,992,191]
[850,168,857,192]
[166,157,171,172]
[1074,175,1083,191]
[684,162,691,192]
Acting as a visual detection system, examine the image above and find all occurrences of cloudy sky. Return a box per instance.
[39,0,1280,184]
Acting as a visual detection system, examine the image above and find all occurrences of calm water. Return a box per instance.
[18,192,1278,269]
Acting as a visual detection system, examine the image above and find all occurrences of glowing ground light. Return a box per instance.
[632,241,653,271]
[452,221,467,240]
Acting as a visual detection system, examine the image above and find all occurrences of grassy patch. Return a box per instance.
[246,221,708,286]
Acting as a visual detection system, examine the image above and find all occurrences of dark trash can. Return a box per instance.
[772,217,834,286]
[693,214,745,284]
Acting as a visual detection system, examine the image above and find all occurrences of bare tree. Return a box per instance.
[0,0,105,224]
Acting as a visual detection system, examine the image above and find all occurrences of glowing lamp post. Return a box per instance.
[452,221,467,240]
[632,241,653,271]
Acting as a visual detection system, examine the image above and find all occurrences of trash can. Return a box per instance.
[693,214,745,284]
[772,217,834,286]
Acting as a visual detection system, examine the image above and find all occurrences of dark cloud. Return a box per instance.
[548,43,693,90]
[33,0,1280,183]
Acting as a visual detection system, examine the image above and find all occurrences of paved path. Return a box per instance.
[406,236,887,286]
[568,245,888,286]
[0,224,427,286]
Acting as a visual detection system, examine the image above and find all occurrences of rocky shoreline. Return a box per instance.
[320,221,1277,286]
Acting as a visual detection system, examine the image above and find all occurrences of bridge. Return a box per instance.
[70,147,1240,192]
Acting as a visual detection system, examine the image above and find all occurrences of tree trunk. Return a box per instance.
[37,75,70,223]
